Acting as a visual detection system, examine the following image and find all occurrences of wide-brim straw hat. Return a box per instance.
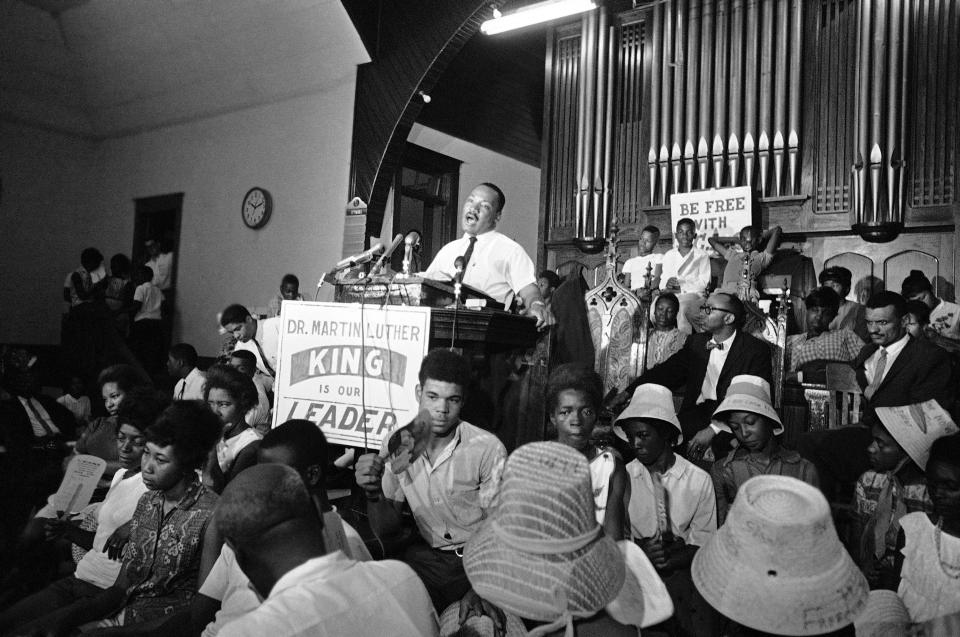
[692,475,868,636]
[712,374,784,434]
[613,383,683,445]
[874,400,959,470]
[853,590,909,637]
[463,442,625,631]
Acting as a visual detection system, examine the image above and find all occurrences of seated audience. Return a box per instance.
[852,405,956,589]
[266,273,304,318]
[660,218,710,332]
[798,291,954,501]
[896,432,960,622]
[622,291,772,460]
[168,343,205,400]
[547,363,628,540]
[709,224,781,300]
[710,375,819,524]
[57,371,91,426]
[904,299,931,340]
[622,224,663,291]
[227,349,271,434]
[203,365,262,492]
[0,389,162,633]
[692,475,868,636]
[22,401,221,634]
[214,464,438,636]
[143,419,371,636]
[819,266,869,341]
[71,364,153,487]
[219,304,279,392]
[455,441,656,636]
[901,269,960,341]
[785,286,864,375]
[536,269,561,313]
[614,384,718,636]
[646,292,689,370]
[129,264,164,374]
[355,348,507,612]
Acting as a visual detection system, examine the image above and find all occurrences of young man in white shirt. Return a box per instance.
[659,218,711,332]
[168,343,206,401]
[220,304,279,393]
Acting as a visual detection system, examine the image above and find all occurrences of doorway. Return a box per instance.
[132,193,183,352]
[392,144,461,271]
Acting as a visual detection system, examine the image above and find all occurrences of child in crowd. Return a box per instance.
[896,432,960,622]
[547,363,629,540]
[622,225,663,292]
[646,292,689,370]
[0,389,163,634]
[709,224,781,300]
[56,372,91,426]
[901,269,960,341]
[536,269,561,312]
[266,273,304,318]
[168,342,205,400]
[820,266,869,341]
[904,299,932,340]
[614,383,717,636]
[204,364,262,492]
[129,264,164,374]
[710,375,819,524]
[228,349,271,434]
[853,408,957,589]
[660,218,711,332]
[18,401,221,634]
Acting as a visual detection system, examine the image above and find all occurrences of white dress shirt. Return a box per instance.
[864,334,910,386]
[698,331,737,404]
[626,456,717,547]
[217,551,438,637]
[425,230,537,304]
[174,367,207,401]
[245,374,271,429]
[660,248,711,295]
[233,317,280,389]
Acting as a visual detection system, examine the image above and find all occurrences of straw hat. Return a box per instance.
[613,384,683,445]
[874,401,959,470]
[692,475,868,636]
[853,590,909,637]
[712,374,784,435]
[438,603,527,637]
[463,442,625,634]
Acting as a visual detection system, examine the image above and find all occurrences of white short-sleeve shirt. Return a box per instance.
[425,231,537,304]
[627,455,717,547]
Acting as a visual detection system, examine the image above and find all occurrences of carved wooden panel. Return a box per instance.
[809,0,858,215]
[883,250,940,297]
[824,252,875,303]
[907,0,959,209]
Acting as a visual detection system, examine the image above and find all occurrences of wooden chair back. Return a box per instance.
[803,362,863,430]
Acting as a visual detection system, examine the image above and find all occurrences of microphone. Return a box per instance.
[405,231,421,249]
[371,234,404,274]
[331,243,386,273]
[454,256,465,284]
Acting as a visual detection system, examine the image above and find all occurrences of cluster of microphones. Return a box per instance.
[318,231,421,289]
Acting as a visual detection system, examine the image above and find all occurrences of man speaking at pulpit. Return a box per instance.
[424,182,554,329]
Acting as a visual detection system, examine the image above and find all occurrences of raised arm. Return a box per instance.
[762,225,783,256]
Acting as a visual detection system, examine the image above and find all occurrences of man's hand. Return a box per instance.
[664,277,680,291]
[525,302,554,331]
[459,588,505,637]
[105,522,132,560]
[637,537,670,571]
[687,427,716,459]
[355,453,385,499]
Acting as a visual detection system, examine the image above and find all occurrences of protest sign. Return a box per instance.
[670,186,753,251]
[273,301,431,450]
[53,454,107,514]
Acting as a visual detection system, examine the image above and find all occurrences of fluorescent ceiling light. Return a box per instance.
[480,0,597,35]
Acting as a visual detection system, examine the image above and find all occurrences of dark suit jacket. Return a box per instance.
[627,330,773,418]
[853,337,954,416]
[0,393,76,452]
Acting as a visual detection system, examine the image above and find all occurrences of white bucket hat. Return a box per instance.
[613,384,683,445]
[874,400,959,470]
[692,475,868,636]
[463,442,625,635]
[712,374,784,435]
[853,590,910,637]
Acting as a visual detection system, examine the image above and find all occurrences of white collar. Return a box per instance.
[877,333,910,357]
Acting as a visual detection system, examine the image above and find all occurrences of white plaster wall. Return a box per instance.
[405,124,541,261]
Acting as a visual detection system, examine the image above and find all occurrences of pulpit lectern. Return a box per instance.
[334,276,550,449]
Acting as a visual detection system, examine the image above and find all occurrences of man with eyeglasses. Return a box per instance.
[621,292,772,460]
[798,291,954,500]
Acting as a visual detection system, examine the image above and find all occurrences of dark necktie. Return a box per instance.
[461,236,477,270]
[705,340,724,351]
[864,348,887,400]
[253,339,276,376]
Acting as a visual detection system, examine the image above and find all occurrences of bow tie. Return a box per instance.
[706,341,724,351]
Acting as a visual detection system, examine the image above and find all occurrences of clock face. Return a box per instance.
[242,187,272,229]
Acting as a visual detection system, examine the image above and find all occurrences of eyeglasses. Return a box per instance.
[700,305,733,315]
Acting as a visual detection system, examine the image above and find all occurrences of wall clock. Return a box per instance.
[242,187,272,229]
